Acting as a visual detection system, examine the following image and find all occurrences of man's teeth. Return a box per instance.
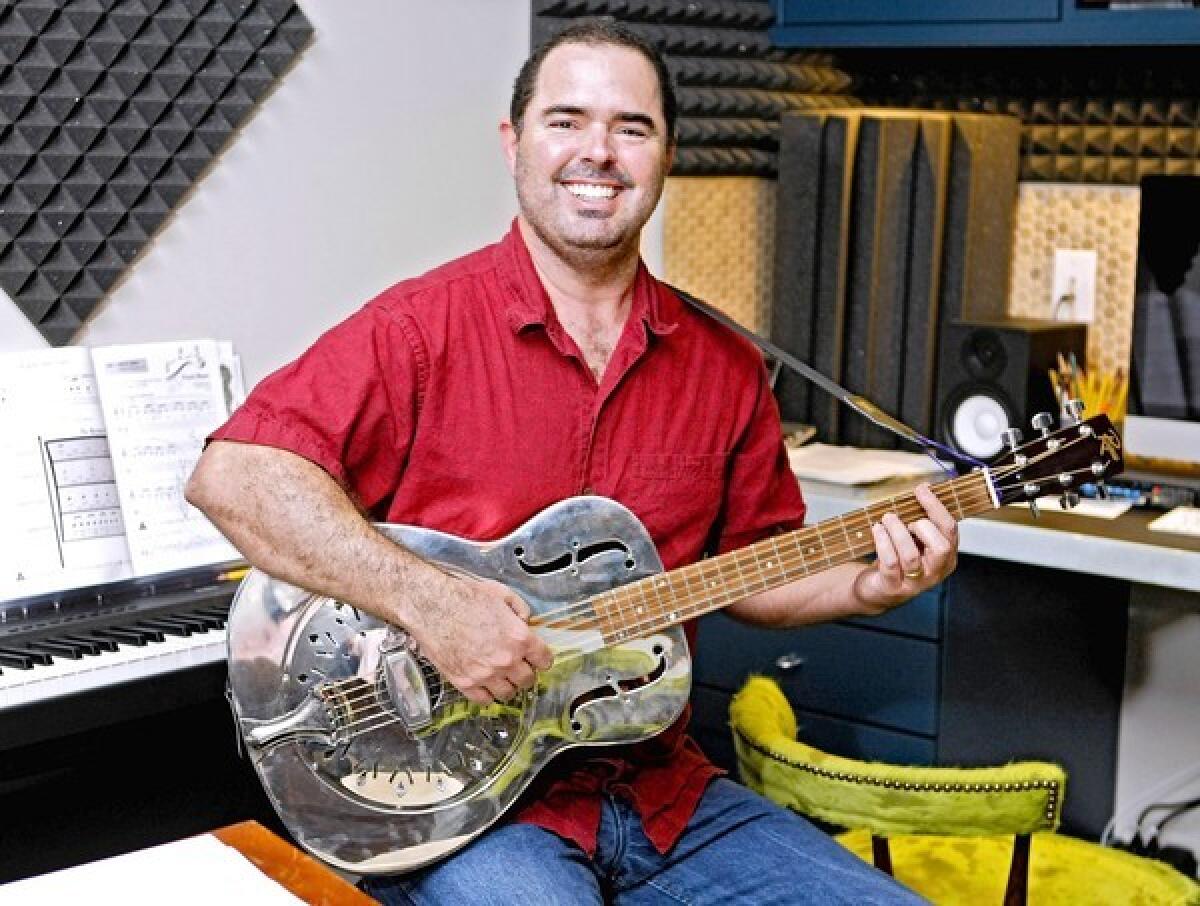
[565,183,617,200]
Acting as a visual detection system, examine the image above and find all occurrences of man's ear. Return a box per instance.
[499,120,519,175]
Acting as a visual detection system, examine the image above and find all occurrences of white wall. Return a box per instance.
[0,1,537,384]
[1115,589,1200,858]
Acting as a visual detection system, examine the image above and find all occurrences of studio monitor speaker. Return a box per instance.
[936,319,1087,461]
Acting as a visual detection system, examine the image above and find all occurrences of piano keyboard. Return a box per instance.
[0,598,230,713]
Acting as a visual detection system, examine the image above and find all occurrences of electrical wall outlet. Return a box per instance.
[1051,248,1098,322]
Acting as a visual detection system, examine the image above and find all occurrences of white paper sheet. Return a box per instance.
[0,834,306,905]
[1148,505,1200,537]
[1013,497,1134,519]
[787,442,946,486]
[0,348,135,602]
[91,340,242,576]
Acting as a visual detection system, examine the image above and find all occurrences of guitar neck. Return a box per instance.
[589,470,996,645]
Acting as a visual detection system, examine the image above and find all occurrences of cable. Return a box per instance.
[1138,796,1200,846]
[1102,761,1200,845]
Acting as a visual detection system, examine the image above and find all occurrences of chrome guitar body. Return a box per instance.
[226,496,690,874]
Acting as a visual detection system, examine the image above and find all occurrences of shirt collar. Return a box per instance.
[497,219,679,338]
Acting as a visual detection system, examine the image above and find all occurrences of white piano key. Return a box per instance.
[0,628,226,712]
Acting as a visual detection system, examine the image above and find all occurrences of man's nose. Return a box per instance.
[580,123,616,165]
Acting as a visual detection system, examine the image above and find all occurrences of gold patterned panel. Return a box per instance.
[1007,182,1141,374]
[662,177,775,333]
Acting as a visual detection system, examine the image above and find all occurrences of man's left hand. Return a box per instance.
[853,483,958,614]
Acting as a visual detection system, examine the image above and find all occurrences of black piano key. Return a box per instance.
[94,627,159,647]
[0,645,53,666]
[72,633,120,653]
[60,635,107,656]
[178,612,224,631]
[0,649,37,670]
[192,608,229,626]
[27,639,85,660]
[134,618,193,637]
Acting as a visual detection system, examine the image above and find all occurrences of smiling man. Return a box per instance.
[187,20,952,905]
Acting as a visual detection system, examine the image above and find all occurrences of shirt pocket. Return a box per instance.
[622,452,730,555]
[630,452,729,483]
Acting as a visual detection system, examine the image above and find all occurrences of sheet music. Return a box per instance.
[0,349,135,602]
[91,340,241,576]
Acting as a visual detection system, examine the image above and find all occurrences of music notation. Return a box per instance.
[0,342,244,604]
[91,341,241,577]
[0,349,133,601]
[44,435,125,544]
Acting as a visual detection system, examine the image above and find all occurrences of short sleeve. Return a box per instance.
[715,364,806,554]
[210,298,427,512]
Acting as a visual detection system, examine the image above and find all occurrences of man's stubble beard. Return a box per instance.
[513,149,664,273]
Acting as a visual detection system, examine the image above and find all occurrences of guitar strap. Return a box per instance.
[667,284,984,472]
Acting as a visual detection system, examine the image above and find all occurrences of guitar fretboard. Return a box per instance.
[580,471,995,645]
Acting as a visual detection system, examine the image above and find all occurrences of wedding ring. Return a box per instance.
[903,567,923,579]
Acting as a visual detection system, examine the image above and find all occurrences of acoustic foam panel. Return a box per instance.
[530,0,857,177]
[771,110,1020,445]
[840,47,1200,185]
[0,0,313,345]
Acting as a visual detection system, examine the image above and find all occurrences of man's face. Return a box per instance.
[501,42,673,262]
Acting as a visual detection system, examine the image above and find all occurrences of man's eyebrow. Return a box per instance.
[540,105,658,131]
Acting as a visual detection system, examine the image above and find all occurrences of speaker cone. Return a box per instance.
[942,385,1017,459]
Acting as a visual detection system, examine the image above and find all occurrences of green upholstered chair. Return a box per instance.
[730,677,1200,906]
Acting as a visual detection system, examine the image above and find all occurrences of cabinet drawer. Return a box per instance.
[690,685,935,776]
[694,614,939,735]
[843,585,944,640]
[794,709,935,765]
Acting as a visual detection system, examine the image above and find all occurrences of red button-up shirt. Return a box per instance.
[211,221,806,855]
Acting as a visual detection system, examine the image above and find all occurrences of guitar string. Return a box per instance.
[519,438,1089,631]
[322,471,1074,741]
[313,444,1108,737]
[316,468,1066,716]
[536,437,1103,635]
[323,484,1009,736]
[314,470,1046,716]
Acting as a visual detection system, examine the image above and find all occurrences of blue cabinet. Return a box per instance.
[771,1,1200,46]
[691,585,945,767]
[689,555,1129,838]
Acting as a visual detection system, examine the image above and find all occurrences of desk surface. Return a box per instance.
[214,822,377,906]
[803,489,1200,593]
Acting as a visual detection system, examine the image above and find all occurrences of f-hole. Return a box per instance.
[567,649,668,720]
[514,539,634,576]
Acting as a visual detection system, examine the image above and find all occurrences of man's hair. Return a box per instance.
[509,19,677,143]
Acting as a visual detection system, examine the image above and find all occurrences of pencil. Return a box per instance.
[217,566,251,583]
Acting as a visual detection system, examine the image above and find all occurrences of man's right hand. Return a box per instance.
[402,573,555,705]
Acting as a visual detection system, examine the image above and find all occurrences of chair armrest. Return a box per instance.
[731,677,1065,838]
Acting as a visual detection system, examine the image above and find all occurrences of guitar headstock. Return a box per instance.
[988,414,1124,508]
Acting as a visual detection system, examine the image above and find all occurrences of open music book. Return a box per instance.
[0,341,244,604]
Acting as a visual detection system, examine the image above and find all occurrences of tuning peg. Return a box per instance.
[1028,499,1041,519]
[1094,481,1109,500]
[1001,427,1023,451]
[1031,412,1055,437]
[1063,398,1086,425]
[1059,491,1081,509]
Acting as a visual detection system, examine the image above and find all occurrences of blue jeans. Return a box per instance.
[360,778,927,904]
